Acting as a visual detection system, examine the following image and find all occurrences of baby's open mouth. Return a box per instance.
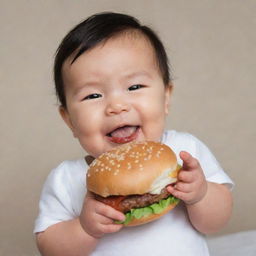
[106,125,140,144]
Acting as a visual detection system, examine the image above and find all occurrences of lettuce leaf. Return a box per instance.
[115,195,179,225]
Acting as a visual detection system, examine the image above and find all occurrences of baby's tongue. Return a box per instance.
[110,126,137,138]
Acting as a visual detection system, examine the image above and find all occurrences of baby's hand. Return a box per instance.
[79,191,125,238]
[167,151,207,205]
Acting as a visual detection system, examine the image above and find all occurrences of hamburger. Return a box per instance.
[86,141,180,226]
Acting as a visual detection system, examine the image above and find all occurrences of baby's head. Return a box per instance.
[54,12,173,157]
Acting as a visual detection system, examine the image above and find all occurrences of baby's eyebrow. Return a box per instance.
[72,71,152,95]
[124,71,152,80]
[71,81,99,96]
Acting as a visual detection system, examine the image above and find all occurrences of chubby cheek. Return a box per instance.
[70,106,102,137]
[69,107,110,156]
[138,94,167,139]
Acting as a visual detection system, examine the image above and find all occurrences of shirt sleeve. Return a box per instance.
[190,134,234,190]
[33,163,76,233]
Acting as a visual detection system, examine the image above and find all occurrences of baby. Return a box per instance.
[34,12,233,255]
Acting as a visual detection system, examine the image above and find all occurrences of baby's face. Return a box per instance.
[61,34,171,158]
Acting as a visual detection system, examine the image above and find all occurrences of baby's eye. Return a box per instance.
[83,93,102,100]
[128,84,143,91]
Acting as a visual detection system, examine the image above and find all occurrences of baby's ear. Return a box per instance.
[59,106,77,138]
[164,83,173,115]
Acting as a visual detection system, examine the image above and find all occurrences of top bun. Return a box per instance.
[86,141,178,197]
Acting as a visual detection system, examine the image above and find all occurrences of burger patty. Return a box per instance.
[120,187,170,212]
[95,187,171,213]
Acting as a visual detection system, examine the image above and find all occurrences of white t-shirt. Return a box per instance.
[34,130,234,255]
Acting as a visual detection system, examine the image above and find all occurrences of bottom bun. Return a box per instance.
[126,201,179,227]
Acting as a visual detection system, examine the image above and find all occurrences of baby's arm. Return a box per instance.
[168,151,233,234]
[36,218,98,256]
[36,192,125,256]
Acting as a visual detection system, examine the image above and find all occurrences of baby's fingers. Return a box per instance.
[99,223,123,234]
[180,151,200,170]
[178,170,195,183]
[96,204,125,222]
[167,185,190,202]
[174,182,193,193]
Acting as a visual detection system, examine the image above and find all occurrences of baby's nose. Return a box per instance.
[105,98,131,115]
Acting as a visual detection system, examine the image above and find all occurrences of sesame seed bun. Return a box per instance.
[86,141,178,197]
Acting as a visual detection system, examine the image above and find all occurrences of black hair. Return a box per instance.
[54,12,171,108]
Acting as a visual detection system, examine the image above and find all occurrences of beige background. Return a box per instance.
[1,0,255,255]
